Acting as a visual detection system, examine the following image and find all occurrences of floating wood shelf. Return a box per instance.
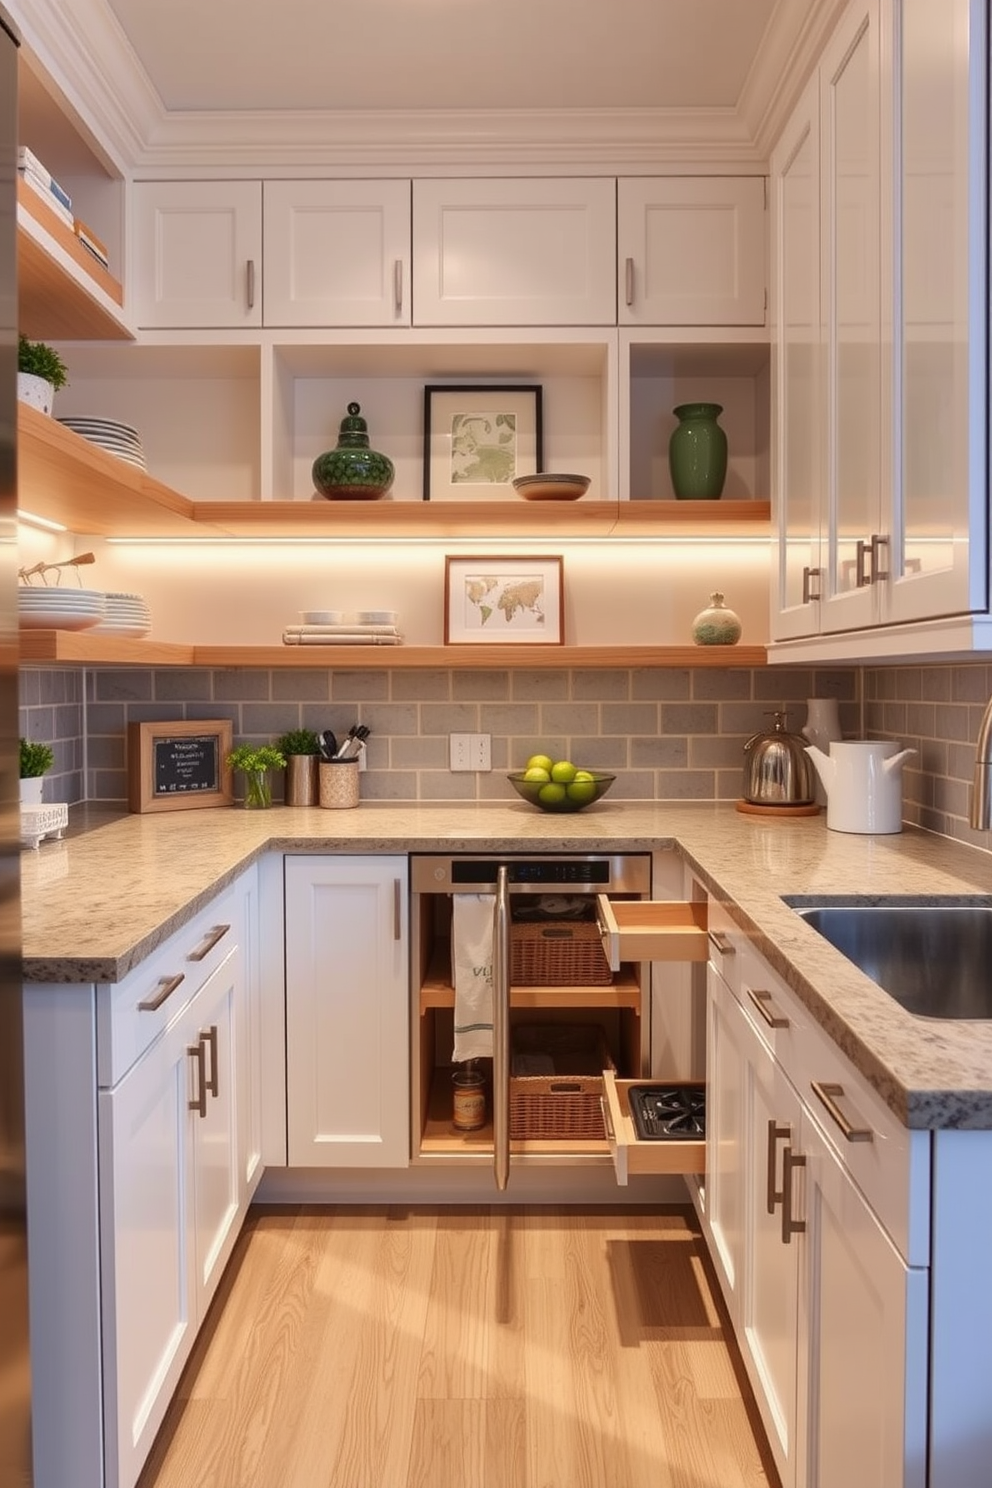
[17,178,131,342]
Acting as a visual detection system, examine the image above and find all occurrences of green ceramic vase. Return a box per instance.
[668,402,728,500]
[312,402,395,501]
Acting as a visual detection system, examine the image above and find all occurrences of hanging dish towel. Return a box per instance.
[452,893,495,1062]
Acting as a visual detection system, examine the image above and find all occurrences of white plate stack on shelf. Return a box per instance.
[18,587,106,630]
[91,592,152,639]
[56,417,147,472]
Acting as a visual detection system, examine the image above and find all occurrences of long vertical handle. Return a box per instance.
[202,1025,219,1098]
[781,1147,806,1243]
[393,259,403,317]
[624,256,635,306]
[246,259,256,311]
[766,1120,789,1213]
[493,866,511,1193]
[393,878,402,941]
[188,1041,207,1118]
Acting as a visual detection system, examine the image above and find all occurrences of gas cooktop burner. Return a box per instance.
[628,1084,706,1141]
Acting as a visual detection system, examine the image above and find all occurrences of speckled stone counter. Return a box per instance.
[20,801,992,1129]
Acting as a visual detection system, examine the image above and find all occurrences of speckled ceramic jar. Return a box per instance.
[312,402,394,501]
[691,591,742,646]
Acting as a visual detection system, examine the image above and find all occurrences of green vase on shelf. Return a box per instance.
[668,402,728,500]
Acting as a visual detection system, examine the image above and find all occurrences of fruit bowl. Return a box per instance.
[507,770,616,813]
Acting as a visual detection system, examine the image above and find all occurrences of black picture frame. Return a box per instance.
[423,384,543,501]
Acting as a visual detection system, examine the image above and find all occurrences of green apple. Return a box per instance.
[525,752,554,774]
[566,777,597,804]
[550,760,577,783]
[537,781,567,805]
[522,765,551,782]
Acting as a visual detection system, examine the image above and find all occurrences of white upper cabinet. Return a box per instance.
[263,180,412,327]
[412,177,617,326]
[618,177,767,326]
[130,181,263,329]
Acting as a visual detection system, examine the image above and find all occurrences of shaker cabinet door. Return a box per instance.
[618,177,767,326]
[130,180,262,328]
[263,179,412,327]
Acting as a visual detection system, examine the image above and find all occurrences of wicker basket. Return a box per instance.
[510,919,613,986]
[509,1024,615,1140]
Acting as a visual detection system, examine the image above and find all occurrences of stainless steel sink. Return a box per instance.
[791,902,992,1020]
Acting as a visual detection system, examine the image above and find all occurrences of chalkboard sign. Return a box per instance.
[128,720,233,814]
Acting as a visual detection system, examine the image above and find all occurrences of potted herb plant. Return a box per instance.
[17,335,69,416]
[225,742,287,809]
[275,727,321,806]
[20,738,54,806]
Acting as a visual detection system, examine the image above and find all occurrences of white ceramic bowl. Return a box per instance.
[357,610,398,626]
[301,610,343,626]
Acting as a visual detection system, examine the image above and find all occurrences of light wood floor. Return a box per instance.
[139,1204,779,1488]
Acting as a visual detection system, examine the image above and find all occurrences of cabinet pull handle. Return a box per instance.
[187,924,230,962]
[247,258,256,310]
[600,1093,616,1143]
[766,1120,789,1214]
[747,986,789,1029]
[492,867,511,1194]
[188,1040,207,1117]
[802,566,821,604]
[202,1025,219,1098]
[708,930,735,956]
[781,1147,806,1243]
[856,539,872,588]
[871,533,889,582]
[624,256,635,306]
[810,1081,873,1143]
[393,259,403,316]
[393,879,402,941]
[138,971,185,1012]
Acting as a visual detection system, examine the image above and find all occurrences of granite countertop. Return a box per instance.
[20,801,992,1130]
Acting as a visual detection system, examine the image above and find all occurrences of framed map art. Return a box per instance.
[423,384,543,501]
[443,555,564,645]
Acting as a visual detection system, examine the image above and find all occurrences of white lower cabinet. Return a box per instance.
[702,915,930,1488]
[284,855,409,1167]
[99,946,242,1488]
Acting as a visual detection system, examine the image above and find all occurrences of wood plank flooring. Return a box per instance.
[138,1205,779,1488]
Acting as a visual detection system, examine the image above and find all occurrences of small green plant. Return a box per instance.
[18,335,69,391]
[226,743,287,774]
[20,738,55,778]
[275,727,321,757]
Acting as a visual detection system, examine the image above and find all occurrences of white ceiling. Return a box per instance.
[102,0,780,114]
[15,0,841,169]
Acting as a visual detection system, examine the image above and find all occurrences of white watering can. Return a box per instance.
[804,740,917,835]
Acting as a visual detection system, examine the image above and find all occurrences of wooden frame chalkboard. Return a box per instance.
[127,720,234,814]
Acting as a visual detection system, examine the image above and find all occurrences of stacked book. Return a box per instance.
[282,622,403,647]
[18,145,74,230]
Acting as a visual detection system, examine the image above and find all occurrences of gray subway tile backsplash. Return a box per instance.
[16,661,992,855]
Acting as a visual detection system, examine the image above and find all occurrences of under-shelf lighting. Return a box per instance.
[18,511,68,533]
[105,533,772,548]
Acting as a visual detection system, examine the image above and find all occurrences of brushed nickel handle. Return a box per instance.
[708,930,736,956]
[747,986,790,1029]
[138,971,185,1012]
[393,879,402,941]
[600,1093,616,1143]
[188,1040,207,1117]
[393,259,403,316]
[246,258,256,310]
[871,533,889,582]
[625,256,634,306]
[202,1025,219,1098]
[187,924,231,962]
[810,1081,873,1143]
[856,539,872,588]
[802,566,821,604]
[781,1147,806,1243]
[493,867,511,1193]
[767,1120,789,1214]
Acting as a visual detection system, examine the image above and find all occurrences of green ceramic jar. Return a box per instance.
[668,402,728,500]
[312,402,395,501]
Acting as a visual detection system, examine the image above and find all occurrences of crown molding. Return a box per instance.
[742,0,848,157]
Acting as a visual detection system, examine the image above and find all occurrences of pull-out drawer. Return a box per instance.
[600,1070,706,1184]
[597,896,708,971]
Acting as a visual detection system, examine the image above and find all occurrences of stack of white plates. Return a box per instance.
[57,417,147,471]
[91,592,152,639]
[18,587,107,630]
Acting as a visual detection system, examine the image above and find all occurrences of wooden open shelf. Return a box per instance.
[17,178,131,342]
[418,1068,609,1159]
[419,952,641,1013]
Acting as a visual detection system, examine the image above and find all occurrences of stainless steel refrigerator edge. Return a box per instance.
[0,6,32,1485]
